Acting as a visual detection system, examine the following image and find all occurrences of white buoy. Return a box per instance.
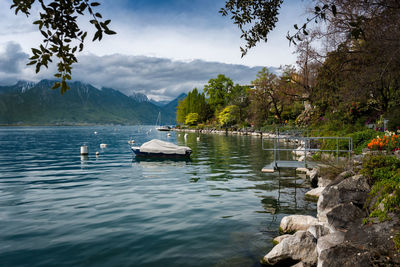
[196,137,200,141]
[167,133,171,137]
[96,151,100,156]
[80,145,89,155]
[100,143,107,148]
[94,131,98,135]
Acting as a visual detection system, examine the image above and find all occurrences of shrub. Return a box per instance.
[349,129,379,154]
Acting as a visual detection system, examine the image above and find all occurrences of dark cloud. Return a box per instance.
[0,42,29,74]
[72,54,275,100]
[0,42,277,101]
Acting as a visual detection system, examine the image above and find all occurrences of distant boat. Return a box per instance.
[155,112,171,131]
[131,139,192,158]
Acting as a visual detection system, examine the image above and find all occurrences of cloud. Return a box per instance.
[0,42,273,101]
[0,42,29,74]
[71,53,271,101]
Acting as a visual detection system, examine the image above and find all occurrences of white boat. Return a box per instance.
[131,139,192,158]
[155,112,172,131]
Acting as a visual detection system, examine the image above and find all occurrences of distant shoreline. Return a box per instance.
[0,123,156,127]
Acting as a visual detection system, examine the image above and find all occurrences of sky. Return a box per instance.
[0,0,310,101]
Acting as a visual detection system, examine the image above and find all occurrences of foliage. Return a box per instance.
[368,134,400,152]
[361,155,400,183]
[217,105,239,127]
[361,154,400,251]
[10,0,115,94]
[349,129,380,154]
[220,0,283,56]
[176,88,211,124]
[249,67,280,126]
[386,106,400,131]
[204,74,234,112]
[185,113,199,126]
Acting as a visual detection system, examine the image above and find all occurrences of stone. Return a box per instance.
[305,168,319,187]
[318,176,331,187]
[280,215,319,233]
[317,175,370,223]
[262,231,317,266]
[273,234,292,245]
[325,202,365,231]
[307,224,330,239]
[305,187,325,201]
[318,242,370,267]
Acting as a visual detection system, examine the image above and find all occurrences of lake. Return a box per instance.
[0,126,316,266]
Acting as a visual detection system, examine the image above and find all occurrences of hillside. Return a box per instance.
[0,80,180,125]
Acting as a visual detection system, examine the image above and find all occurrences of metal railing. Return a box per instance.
[262,136,353,169]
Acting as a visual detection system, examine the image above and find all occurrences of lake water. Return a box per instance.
[0,126,316,267]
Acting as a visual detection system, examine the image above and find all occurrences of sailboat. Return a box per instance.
[155,112,171,131]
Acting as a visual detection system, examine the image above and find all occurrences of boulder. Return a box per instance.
[316,231,346,266]
[317,175,370,223]
[325,202,365,231]
[305,187,325,201]
[317,176,332,187]
[307,224,330,239]
[262,231,317,266]
[318,242,371,267]
[273,234,292,245]
[280,215,318,233]
[306,168,319,187]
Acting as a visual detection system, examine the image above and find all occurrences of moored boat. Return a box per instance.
[131,139,192,158]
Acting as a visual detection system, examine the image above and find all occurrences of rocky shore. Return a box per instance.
[176,127,400,266]
[174,127,270,137]
[262,159,400,266]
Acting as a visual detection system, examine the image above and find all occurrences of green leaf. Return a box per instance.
[52,82,60,89]
[32,48,41,55]
[104,29,116,35]
[27,60,37,66]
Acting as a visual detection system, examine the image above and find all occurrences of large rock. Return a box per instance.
[317,175,370,223]
[305,187,325,201]
[280,215,319,233]
[273,234,292,245]
[262,231,317,266]
[306,168,319,186]
[325,202,365,231]
[308,224,330,239]
[317,231,346,266]
[317,176,332,187]
[318,243,371,267]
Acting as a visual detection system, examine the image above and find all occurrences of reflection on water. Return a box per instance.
[0,126,316,267]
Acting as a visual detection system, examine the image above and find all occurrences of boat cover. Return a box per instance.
[140,139,191,155]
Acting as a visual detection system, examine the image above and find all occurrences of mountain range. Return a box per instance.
[0,80,187,125]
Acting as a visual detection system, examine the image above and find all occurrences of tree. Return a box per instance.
[204,74,234,113]
[250,67,284,125]
[176,88,212,124]
[185,113,199,126]
[217,105,239,127]
[10,0,116,94]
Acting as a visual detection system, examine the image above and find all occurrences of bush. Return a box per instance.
[361,155,400,184]
[349,129,380,154]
